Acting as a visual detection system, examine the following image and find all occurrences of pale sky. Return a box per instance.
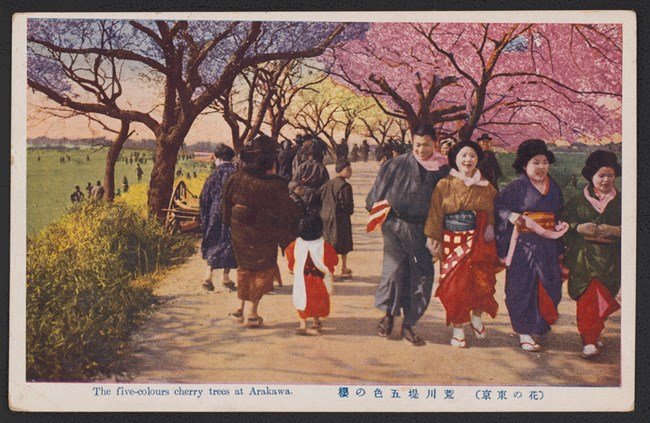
[27,89,237,145]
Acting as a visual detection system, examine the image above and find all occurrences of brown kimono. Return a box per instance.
[320,176,354,254]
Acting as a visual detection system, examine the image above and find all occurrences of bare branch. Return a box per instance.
[29,36,169,75]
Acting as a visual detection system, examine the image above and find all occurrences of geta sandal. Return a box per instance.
[202,280,215,291]
[401,327,426,346]
[229,309,244,323]
[247,316,264,328]
[450,337,467,348]
[377,314,394,337]
[470,322,487,340]
[520,341,542,352]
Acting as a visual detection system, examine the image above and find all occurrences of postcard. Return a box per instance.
[10,10,636,412]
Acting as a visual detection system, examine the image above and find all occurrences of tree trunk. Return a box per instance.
[270,111,286,141]
[103,120,131,202]
[147,137,183,220]
[459,83,488,142]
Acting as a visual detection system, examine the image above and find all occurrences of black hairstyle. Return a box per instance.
[307,139,326,163]
[412,123,436,139]
[581,150,621,183]
[213,143,235,161]
[447,140,484,171]
[512,139,555,174]
[239,135,279,176]
[297,212,323,241]
[335,158,351,173]
[295,134,306,145]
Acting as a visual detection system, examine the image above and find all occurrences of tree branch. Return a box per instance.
[28,37,169,75]
[28,78,160,131]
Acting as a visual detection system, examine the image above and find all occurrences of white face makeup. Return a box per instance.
[455,146,478,176]
[524,154,550,184]
[592,166,616,196]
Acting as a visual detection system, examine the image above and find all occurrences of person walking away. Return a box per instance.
[350,144,359,162]
[199,143,238,291]
[378,144,394,166]
[293,144,330,213]
[222,135,301,328]
[277,140,296,183]
[424,141,500,348]
[335,139,349,160]
[561,150,621,358]
[288,181,307,216]
[476,134,502,191]
[365,123,449,346]
[91,180,105,200]
[494,139,568,352]
[320,158,354,279]
[136,163,144,181]
[291,136,312,177]
[285,213,338,335]
[359,139,370,162]
[70,185,84,203]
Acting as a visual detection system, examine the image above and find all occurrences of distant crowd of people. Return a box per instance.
[69,176,131,203]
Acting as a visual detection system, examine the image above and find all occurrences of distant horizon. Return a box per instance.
[25,135,623,154]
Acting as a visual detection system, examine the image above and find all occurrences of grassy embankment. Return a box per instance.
[26,148,210,381]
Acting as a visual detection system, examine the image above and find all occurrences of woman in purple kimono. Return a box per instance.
[494,139,568,352]
[199,143,238,291]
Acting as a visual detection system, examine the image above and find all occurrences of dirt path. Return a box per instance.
[125,161,620,386]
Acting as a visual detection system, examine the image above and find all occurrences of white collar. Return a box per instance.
[449,168,489,187]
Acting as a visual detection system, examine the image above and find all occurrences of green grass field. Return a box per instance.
[26,148,621,236]
[27,148,210,235]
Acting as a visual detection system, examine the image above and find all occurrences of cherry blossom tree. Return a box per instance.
[28,19,351,218]
[330,22,622,147]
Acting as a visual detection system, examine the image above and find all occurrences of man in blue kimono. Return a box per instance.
[366,123,449,346]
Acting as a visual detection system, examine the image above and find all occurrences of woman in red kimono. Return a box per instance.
[286,213,338,335]
[425,141,500,348]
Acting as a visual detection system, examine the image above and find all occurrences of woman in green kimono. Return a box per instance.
[562,150,621,358]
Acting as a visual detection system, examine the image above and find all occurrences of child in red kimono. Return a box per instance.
[285,213,338,335]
